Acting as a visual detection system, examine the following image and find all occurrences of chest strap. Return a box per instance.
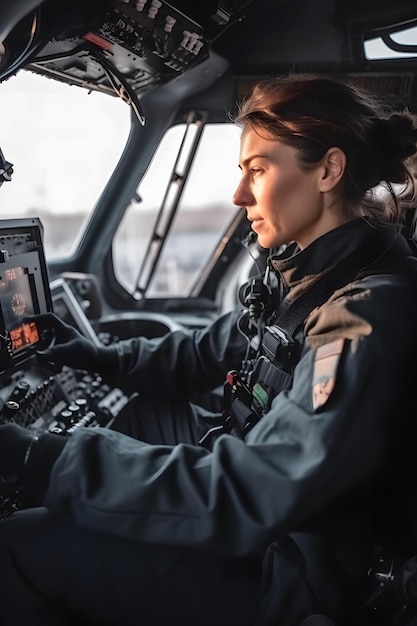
[199,233,398,448]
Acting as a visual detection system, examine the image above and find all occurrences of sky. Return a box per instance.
[0,70,131,216]
[0,69,241,218]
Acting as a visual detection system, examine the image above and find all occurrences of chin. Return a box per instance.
[258,236,281,250]
[255,233,269,248]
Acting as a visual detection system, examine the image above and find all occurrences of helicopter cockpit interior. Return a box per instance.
[1,2,417,624]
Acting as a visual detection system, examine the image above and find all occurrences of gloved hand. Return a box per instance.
[0,423,37,477]
[30,313,119,376]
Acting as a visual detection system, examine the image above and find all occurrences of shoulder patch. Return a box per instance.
[312,338,345,411]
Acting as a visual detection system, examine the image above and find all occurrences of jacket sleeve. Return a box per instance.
[109,307,250,398]
[42,274,417,556]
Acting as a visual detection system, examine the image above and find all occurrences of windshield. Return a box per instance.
[0,70,243,300]
[113,122,242,298]
[0,70,130,259]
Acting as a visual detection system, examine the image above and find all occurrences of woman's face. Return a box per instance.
[232,125,345,249]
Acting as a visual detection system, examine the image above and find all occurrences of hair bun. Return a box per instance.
[375,113,417,160]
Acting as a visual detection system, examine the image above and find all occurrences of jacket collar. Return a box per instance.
[268,218,399,293]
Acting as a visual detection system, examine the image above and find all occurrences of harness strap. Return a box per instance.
[251,356,293,413]
[201,228,403,448]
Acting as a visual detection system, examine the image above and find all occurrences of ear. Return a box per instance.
[319,147,346,192]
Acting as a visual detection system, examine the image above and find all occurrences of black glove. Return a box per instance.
[0,423,37,477]
[30,313,119,375]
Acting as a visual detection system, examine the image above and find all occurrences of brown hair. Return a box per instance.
[233,74,417,222]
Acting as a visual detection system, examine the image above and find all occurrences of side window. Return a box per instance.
[113,122,242,298]
[0,71,130,258]
[364,24,417,60]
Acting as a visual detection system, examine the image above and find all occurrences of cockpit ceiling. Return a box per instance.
[0,1,255,94]
[0,0,417,101]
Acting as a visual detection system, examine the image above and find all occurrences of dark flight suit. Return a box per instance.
[1,217,417,626]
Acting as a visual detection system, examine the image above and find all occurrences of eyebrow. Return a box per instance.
[239,153,271,168]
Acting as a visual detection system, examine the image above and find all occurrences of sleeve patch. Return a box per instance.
[312,338,345,411]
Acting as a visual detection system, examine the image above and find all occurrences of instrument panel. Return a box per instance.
[0,218,131,518]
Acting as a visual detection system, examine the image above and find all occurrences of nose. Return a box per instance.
[232,177,253,208]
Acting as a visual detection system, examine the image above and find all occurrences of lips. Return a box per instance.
[250,218,263,230]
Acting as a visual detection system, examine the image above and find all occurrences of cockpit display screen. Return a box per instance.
[0,265,39,353]
[0,218,52,371]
